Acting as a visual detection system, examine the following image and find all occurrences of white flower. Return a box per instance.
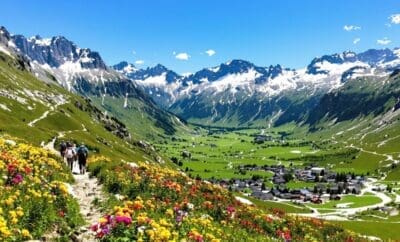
[5,139,16,146]
[138,226,146,233]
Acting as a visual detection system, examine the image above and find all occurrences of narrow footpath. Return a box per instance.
[44,136,104,242]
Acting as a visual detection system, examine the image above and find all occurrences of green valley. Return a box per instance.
[1,4,400,240]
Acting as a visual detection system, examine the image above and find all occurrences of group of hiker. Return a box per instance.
[59,141,89,175]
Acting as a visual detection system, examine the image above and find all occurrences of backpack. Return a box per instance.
[65,148,75,159]
[77,147,87,160]
[60,143,67,152]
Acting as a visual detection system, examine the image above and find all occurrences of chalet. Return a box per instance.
[346,184,362,194]
[311,167,325,175]
[271,188,281,197]
[254,135,272,144]
[281,193,301,200]
[314,183,327,194]
[306,174,316,182]
[329,185,340,194]
[300,189,313,201]
[251,191,274,200]
[249,184,262,192]
[273,176,286,184]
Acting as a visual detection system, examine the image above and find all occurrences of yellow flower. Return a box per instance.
[0,226,11,237]
[21,229,31,238]
[99,217,108,224]
[16,207,24,217]
[11,217,18,224]
[4,198,14,206]
[158,228,171,240]
[165,208,174,217]
[9,211,17,218]
[146,229,155,239]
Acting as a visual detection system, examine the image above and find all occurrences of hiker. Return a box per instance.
[65,142,76,171]
[77,144,89,174]
[60,141,67,158]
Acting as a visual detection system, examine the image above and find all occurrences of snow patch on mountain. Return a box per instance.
[28,36,52,46]
[134,73,169,86]
[210,68,262,94]
[209,66,220,72]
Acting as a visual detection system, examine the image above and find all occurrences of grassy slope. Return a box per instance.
[0,52,149,162]
[89,95,188,141]
[335,221,400,240]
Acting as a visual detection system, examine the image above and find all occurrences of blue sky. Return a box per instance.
[1,0,399,73]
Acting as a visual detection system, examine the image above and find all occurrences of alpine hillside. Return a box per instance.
[0,26,186,138]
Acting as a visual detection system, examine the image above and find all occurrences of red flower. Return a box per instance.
[7,163,16,174]
[24,166,32,174]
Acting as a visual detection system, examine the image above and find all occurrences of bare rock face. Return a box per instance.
[11,34,107,69]
[0,26,11,45]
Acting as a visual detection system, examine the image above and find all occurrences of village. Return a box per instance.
[209,164,375,205]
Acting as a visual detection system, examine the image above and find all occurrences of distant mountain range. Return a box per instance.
[114,47,400,126]
[1,25,399,129]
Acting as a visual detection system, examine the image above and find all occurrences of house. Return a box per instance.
[273,176,286,184]
[346,184,362,194]
[329,185,340,194]
[281,193,301,200]
[311,167,325,175]
[271,188,281,197]
[251,191,274,200]
[249,184,262,192]
[306,174,316,182]
[300,189,313,200]
[254,135,272,144]
[314,183,327,194]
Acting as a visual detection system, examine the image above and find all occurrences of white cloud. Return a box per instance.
[377,37,391,45]
[135,60,144,65]
[205,49,216,56]
[132,50,136,55]
[389,14,400,24]
[175,52,190,61]
[343,25,361,31]
[353,38,361,44]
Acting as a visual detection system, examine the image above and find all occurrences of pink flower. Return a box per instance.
[12,173,23,184]
[115,215,132,225]
[226,205,235,213]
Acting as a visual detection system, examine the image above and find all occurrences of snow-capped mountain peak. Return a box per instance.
[27,35,52,46]
[113,61,137,74]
